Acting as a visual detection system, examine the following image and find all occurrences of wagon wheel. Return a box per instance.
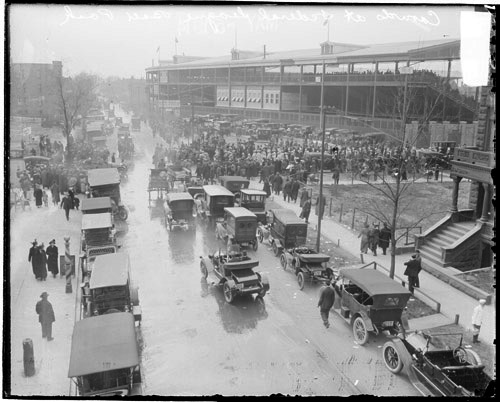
[200,262,208,279]
[297,272,305,290]
[258,230,264,243]
[382,341,404,374]
[353,317,369,345]
[272,242,279,256]
[223,282,234,303]
[453,347,468,364]
[280,254,287,270]
[252,239,258,251]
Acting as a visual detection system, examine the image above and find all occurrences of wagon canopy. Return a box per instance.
[339,268,411,296]
[89,253,130,289]
[270,208,304,224]
[81,197,113,212]
[68,312,139,377]
[88,168,120,187]
[81,213,113,230]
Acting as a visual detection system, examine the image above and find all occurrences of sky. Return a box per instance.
[8,3,482,79]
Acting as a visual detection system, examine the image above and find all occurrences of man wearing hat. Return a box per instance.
[35,292,55,340]
[28,240,38,278]
[471,299,487,343]
[403,254,422,295]
[46,239,59,278]
[317,280,336,328]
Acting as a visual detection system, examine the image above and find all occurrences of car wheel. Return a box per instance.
[118,207,128,221]
[297,272,305,290]
[200,262,208,279]
[223,282,234,303]
[272,242,279,256]
[382,341,404,374]
[253,239,258,251]
[280,254,287,270]
[353,316,369,345]
[258,230,264,243]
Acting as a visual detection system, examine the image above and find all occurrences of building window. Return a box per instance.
[265,94,269,103]
[276,94,280,104]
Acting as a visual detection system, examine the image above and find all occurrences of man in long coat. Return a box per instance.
[28,240,38,278]
[403,254,422,294]
[378,223,391,255]
[46,239,59,278]
[36,292,55,340]
[317,281,336,328]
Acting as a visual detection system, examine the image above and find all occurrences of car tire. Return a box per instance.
[223,282,234,303]
[297,272,305,290]
[353,316,369,345]
[280,254,287,270]
[272,242,279,256]
[253,239,258,251]
[258,230,264,243]
[200,262,208,279]
[118,207,128,221]
[382,341,404,374]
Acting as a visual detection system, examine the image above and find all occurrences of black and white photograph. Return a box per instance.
[4,2,495,397]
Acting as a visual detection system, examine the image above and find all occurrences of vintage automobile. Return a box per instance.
[82,253,141,323]
[257,209,307,256]
[332,268,411,346]
[280,247,333,290]
[87,168,128,221]
[382,331,493,396]
[147,168,170,201]
[200,249,269,303]
[130,117,141,132]
[197,185,235,225]
[219,176,250,198]
[164,192,196,231]
[238,189,267,224]
[81,197,113,215]
[80,213,117,272]
[216,207,259,251]
[166,163,192,183]
[68,312,142,396]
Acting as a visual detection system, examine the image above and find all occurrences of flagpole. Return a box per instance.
[175,38,178,56]
[327,20,330,41]
[158,47,161,65]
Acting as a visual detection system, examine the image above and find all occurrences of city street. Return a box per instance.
[115,113,419,396]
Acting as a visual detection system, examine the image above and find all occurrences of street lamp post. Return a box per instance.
[316,60,326,253]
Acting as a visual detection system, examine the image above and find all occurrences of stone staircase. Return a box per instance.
[418,221,477,268]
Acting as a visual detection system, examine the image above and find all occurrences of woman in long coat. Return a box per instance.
[50,181,60,206]
[34,185,43,208]
[46,239,59,278]
[358,223,370,254]
[38,244,48,281]
[28,240,38,278]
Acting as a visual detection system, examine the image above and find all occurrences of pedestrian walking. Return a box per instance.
[299,198,311,224]
[111,152,116,163]
[471,299,487,343]
[315,194,326,220]
[369,223,380,256]
[34,185,43,208]
[283,179,292,202]
[60,193,72,221]
[332,167,340,185]
[262,178,271,198]
[50,181,60,206]
[299,187,309,208]
[28,240,38,278]
[38,243,48,281]
[46,239,59,278]
[379,223,391,255]
[35,292,55,341]
[317,280,336,328]
[358,223,370,254]
[291,179,300,203]
[42,190,49,207]
[403,254,422,294]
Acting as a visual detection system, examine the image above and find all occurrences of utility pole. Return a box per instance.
[316,60,326,253]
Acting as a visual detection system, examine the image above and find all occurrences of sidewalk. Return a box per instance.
[9,201,82,396]
[249,179,495,346]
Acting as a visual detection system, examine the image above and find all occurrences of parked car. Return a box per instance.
[216,207,259,250]
[81,197,113,215]
[166,164,192,183]
[257,208,307,256]
[68,312,142,396]
[332,268,411,345]
[280,247,333,290]
[87,168,128,221]
[219,176,250,198]
[239,189,267,224]
[200,249,269,303]
[82,253,141,323]
[197,185,235,225]
[80,212,117,270]
[382,331,493,396]
[164,192,196,231]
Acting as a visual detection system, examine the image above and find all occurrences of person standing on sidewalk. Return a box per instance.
[38,243,48,281]
[317,281,336,328]
[299,198,311,224]
[471,299,487,343]
[60,193,72,221]
[28,240,38,278]
[46,239,59,278]
[403,254,421,294]
[358,223,370,254]
[35,292,55,341]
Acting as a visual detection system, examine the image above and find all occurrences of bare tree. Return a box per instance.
[356,74,445,278]
[56,72,98,161]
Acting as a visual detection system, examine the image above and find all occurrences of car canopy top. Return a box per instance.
[240,189,267,196]
[339,268,412,296]
[224,259,259,270]
[297,253,330,263]
[89,253,130,289]
[81,213,113,230]
[87,168,120,187]
[270,209,304,225]
[219,176,250,184]
[224,207,257,219]
[68,312,139,377]
[81,197,113,212]
[203,185,235,197]
[23,156,51,163]
[166,192,194,203]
